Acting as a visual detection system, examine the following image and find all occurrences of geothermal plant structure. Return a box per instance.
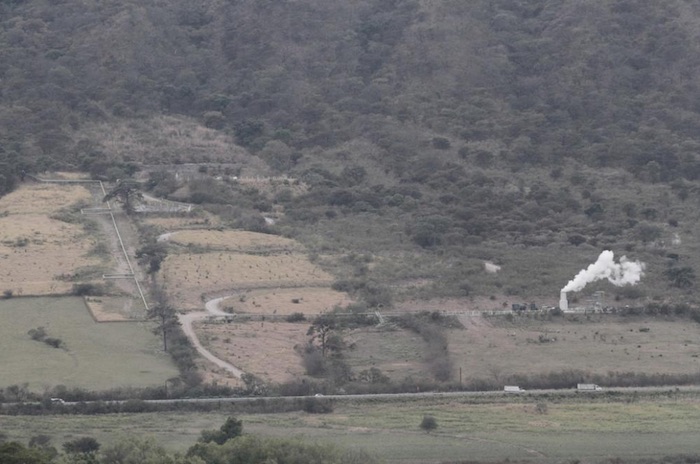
[558,250,645,312]
[559,291,568,312]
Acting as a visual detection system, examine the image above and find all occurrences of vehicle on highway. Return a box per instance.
[503,386,525,393]
[577,383,603,391]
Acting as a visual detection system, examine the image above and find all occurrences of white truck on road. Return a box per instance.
[504,386,525,393]
[577,383,603,391]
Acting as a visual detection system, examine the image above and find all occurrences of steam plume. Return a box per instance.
[561,250,645,294]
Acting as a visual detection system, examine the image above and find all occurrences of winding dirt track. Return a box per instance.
[158,232,245,379]
[178,299,245,379]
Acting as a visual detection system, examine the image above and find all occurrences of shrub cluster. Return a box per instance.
[27,327,64,349]
[71,283,106,296]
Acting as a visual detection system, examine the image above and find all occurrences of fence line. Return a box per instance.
[29,176,149,312]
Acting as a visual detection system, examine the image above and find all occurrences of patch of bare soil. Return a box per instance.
[85,296,144,322]
[195,320,308,384]
[395,297,486,313]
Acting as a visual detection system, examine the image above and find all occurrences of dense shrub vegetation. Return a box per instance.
[0,416,379,463]
[3,0,700,305]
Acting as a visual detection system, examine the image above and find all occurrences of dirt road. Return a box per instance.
[178,301,245,379]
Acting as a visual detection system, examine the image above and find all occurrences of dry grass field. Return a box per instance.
[0,183,107,296]
[197,320,308,383]
[0,182,91,215]
[76,115,265,168]
[151,226,348,383]
[217,287,353,316]
[167,229,301,252]
[141,213,223,232]
[161,251,334,309]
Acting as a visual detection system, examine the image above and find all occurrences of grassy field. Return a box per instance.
[0,297,179,391]
[337,314,700,385]
[448,314,700,382]
[2,395,700,463]
[344,326,427,381]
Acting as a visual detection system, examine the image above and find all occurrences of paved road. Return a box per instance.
[10,385,697,409]
[140,385,699,404]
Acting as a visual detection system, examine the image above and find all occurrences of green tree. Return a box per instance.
[233,120,264,147]
[62,437,100,456]
[0,442,51,464]
[135,242,168,275]
[148,285,180,352]
[634,222,663,244]
[198,416,244,445]
[358,367,389,384]
[664,266,696,288]
[307,314,338,357]
[419,415,438,433]
[99,436,203,464]
[187,435,378,464]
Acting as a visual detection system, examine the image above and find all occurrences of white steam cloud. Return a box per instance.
[561,250,645,293]
[559,251,645,311]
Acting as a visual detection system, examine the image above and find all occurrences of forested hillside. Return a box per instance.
[3,0,700,305]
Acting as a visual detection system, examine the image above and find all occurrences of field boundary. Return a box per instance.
[27,175,149,313]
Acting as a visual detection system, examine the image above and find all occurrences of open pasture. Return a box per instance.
[449,314,700,382]
[0,183,107,296]
[3,395,700,463]
[0,297,179,391]
[343,326,427,381]
[162,252,334,310]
